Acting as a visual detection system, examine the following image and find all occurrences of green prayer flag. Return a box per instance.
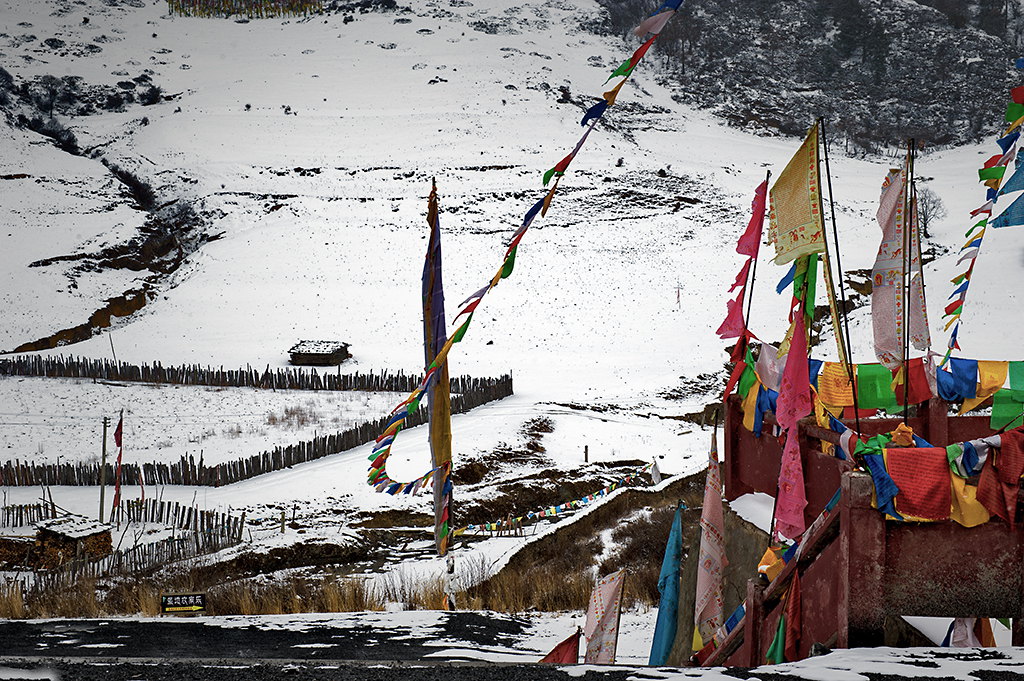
[501,246,517,279]
[737,348,757,398]
[766,614,786,664]
[1010,361,1024,390]
[606,58,634,82]
[452,314,472,343]
[991,389,1024,431]
[543,167,558,186]
[951,272,967,285]
[857,363,898,410]
[1007,101,1024,123]
[407,397,421,413]
[966,219,988,237]
[979,166,1006,181]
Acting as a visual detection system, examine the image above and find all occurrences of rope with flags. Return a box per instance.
[366,0,685,517]
[942,74,1024,363]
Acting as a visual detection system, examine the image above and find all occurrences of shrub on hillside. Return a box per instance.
[103,160,157,211]
[138,84,163,106]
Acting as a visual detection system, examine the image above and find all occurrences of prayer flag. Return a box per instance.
[766,615,786,664]
[633,9,674,36]
[715,287,747,340]
[581,100,608,127]
[585,569,626,664]
[695,429,727,646]
[1007,102,1024,123]
[775,313,811,430]
[978,165,1006,181]
[649,503,684,665]
[961,360,1009,413]
[540,630,581,664]
[768,125,823,265]
[111,410,124,520]
[784,570,802,661]
[991,191,1024,228]
[775,429,808,540]
[736,180,769,257]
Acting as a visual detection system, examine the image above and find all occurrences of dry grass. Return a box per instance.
[463,567,595,612]
[1,573,387,619]
[0,583,26,619]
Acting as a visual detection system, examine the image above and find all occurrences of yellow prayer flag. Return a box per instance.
[768,124,825,265]
[741,379,761,432]
[950,476,990,528]
[603,80,626,106]
[818,362,856,407]
[960,361,1009,413]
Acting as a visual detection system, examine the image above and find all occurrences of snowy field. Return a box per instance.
[1,0,1023,663]
[0,376,400,465]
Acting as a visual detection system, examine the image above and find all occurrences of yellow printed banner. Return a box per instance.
[768,124,825,265]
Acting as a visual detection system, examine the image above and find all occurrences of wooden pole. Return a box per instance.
[99,416,109,522]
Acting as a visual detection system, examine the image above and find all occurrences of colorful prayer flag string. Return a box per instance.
[942,79,1024,363]
[458,462,656,533]
[366,1,680,526]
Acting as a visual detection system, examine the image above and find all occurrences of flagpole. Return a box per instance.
[818,117,861,434]
[901,141,916,424]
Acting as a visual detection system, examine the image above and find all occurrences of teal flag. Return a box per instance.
[999,164,1024,196]
[992,191,1024,228]
[649,503,684,665]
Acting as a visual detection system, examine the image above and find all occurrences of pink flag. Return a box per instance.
[633,9,674,37]
[775,313,810,430]
[584,569,626,664]
[775,428,808,539]
[736,180,768,257]
[729,259,752,293]
[695,429,727,645]
[715,288,746,340]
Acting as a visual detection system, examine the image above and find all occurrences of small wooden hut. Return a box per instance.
[33,515,112,569]
[288,340,351,366]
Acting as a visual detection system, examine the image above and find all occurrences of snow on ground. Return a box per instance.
[0,376,398,465]
[1,0,1023,640]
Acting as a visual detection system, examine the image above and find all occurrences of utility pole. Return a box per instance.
[99,416,109,522]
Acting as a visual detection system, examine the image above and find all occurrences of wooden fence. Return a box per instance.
[0,372,512,487]
[0,503,51,528]
[2,500,246,593]
[166,0,323,18]
[0,354,498,394]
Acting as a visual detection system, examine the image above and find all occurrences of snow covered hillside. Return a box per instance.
[1,0,1022,612]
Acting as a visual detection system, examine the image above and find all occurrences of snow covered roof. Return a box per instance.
[288,340,349,355]
[34,514,111,539]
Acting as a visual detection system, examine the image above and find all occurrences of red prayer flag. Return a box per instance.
[627,35,657,70]
[1013,86,1024,105]
[984,154,1004,168]
[892,357,933,406]
[886,447,951,521]
[736,180,768,257]
[539,630,580,664]
[113,413,123,449]
[784,570,801,662]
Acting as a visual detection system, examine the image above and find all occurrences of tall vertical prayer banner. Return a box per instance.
[694,429,727,646]
[110,410,124,521]
[423,182,454,556]
[768,125,824,265]
[585,569,626,664]
[872,160,930,369]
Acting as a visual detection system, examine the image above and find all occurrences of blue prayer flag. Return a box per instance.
[649,503,684,665]
[950,358,979,399]
[998,131,1021,154]
[864,453,903,520]
[581,100,608,127]
[776,262,796,294]
[1016,57,1024,70]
